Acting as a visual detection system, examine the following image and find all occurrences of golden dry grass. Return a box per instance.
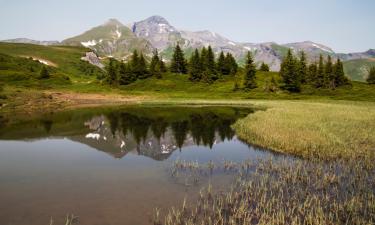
[233,100,375,162]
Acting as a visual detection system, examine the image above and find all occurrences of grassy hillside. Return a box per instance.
[343,58,375,81]
[0,42,105,79]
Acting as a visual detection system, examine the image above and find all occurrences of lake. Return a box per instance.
[0,105,282,225]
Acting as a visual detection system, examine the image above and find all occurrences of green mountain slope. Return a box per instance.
[0,43,105,85]
[62,19,153,58]
[343,58,375,81]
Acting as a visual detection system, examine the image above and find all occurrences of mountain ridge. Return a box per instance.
[1,15,374,81]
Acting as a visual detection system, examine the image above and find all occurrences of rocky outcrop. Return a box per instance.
[81,52,104,69]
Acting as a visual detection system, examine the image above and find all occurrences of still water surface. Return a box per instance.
[0,105,279,225]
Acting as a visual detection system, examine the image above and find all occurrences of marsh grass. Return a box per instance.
[233,101,375,165]
[158,158,375,225]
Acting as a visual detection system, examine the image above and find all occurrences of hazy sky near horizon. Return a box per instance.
[0,0,374,53]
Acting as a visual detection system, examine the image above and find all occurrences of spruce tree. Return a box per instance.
[298,51,307,83]
[307,63,317,84]
[39,66,50,79]
[170,43,187,74]
[159,57,167,73]
[106,58,117,85]
[150,49,161,77]
[325,55,334,88]
[119,62,134,85]
[333,58,348,87]
[189,49,202,81]
[200,47,208,71]
[130,50,140,79]
[206,46,217,80]
[217,51,226,75]
[228,53,238,75]
[316,54,325,88]
[367,66,375,84]
[138,53,149,79]
[243,51,257,89]
[279,49,300,92]
[259,62,270,72]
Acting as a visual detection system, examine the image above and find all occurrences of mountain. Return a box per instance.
[4,16,373,81]
[1,38,60,46]
[62,19,153,59]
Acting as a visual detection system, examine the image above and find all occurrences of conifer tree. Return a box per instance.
[217,51,226,74]
[298,51,307,83]
[159,57,167,73]
[106,58,117,85]
[243,51,257,89]
[189,49,202,81]
[366,66,375,84]
[259,62,270,72]
[228,53,238,75]
[206,46,217,80]
[170,43,187,74]
[333,58,348,87]
[138,53,149,79]
[307,63,318,84]
[279,49,300,92]
[150,49,161,77]
[39,66,50,79]
[200,47,208,71]
[130,50,140,79]
[325,55,334,88]
[316,54,325,88]
[119,62,134,85]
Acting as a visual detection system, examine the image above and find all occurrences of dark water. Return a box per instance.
[0,105,276,225]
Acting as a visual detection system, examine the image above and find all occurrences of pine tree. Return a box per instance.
[200,47,208,71]
[170,43,187,74]
[298,51,307,83]
[39,66,50,79]
[307,63,317,84]
[333,58,348,87]
[106,58,117,85]
[188,49,202,81]
[228,53,238,75]
[159,57,167,73]
[206,46,217,80]
[367,66,375,84]
[279,49,300,92]
[217,51,226,75]
[119,62,134,85]
[243,51,257,89]
[130,50,140,79]
[259,62,270,72]
[325,55,334,88]
[138,53,149,79]
[316,54,325,88]
[150,49,161,77]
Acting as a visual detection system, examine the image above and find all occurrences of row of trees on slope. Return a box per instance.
[105,44,375,92]
[280,49,350,92]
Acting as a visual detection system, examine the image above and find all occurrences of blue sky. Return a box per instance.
[0,0,374,53]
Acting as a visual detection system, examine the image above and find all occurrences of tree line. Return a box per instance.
[280,49,350,92]
[104,44,375,91]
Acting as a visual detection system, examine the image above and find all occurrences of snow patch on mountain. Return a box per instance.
[81,40,97,47]
[228,41,236,46]
[312,43,333,53]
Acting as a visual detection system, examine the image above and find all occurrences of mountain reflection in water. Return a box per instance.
[0,106,254,161]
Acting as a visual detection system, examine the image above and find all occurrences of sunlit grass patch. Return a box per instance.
[233,101,375,164]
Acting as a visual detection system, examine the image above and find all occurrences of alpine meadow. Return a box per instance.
[0,1,374,225]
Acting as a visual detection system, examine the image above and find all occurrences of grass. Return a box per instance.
[156,158,375,225]
[232,100,375,164]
